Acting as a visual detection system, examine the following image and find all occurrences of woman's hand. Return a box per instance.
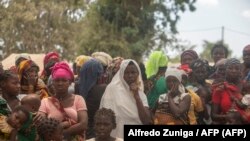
[130,82,139,95]
[168,83,179,97]
[61,121,71,129]
[33,112,46,125]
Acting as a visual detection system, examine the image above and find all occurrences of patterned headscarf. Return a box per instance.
[18,60,39,81]
[91,52,112,67]
[18,60,48,99]
[79,59,103,98]
[225,58,241,68]
[190,58,209,70]
[145,51,168,79]
[181,50,198,61]
[51,61,74,81]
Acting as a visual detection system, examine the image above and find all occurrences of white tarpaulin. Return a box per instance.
[1,53,45,74]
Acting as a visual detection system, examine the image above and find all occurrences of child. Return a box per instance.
[18,94,41,141]
[0,105,29,141]
[36,117,63,141]
[87,108,123,141]
[21,94,41,113]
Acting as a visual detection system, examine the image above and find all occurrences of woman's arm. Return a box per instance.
[134,94,153,124]
[168,94,191,118]
[130,82,152,124]
[63,110,88,137]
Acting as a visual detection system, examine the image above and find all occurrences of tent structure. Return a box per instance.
[1,53,45,74]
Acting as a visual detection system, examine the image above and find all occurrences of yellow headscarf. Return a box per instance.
[75,55,92,67]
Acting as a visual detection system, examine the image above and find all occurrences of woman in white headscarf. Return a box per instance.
[99,59,152,139]
[153,68,191,125]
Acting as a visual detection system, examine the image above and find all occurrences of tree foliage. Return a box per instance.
[0,0,197,61]
[77,0,197,61]
[0,0,85,60]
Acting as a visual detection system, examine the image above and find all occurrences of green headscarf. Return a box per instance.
[18,113,36,141]
[145,51,168,79]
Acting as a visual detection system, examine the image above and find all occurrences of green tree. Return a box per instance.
[77,0,197,61]
[200,40,232,62]
[0,0,85,60]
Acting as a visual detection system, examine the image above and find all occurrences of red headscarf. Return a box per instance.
[44,52,60,66]
[51,61,74,81]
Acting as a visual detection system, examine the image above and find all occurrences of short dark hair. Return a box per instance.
[94,108,116,128]
[211,44,229,58]
[37,117,61,139]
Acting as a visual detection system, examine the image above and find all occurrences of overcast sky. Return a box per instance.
[173,0,250,59]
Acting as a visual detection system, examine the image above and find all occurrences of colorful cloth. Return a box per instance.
[0,98,10,116]
[18,113,36,141]
[39,95,87,123]
[0,115,13,141]
[75,55,92,68]
[79,59,103,98]
[212,82,250,123]
[154,92,189,125]
[18,60,49,99]
[91,52,112,67]
[181,50,198,62]
[100,59,148,138]
[145,51,168,79]
[51,61,74,81]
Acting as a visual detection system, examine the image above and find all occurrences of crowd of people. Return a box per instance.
[0,44,250,141]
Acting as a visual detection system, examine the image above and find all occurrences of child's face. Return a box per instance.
[8,110,27,129]
[94,115,114,139]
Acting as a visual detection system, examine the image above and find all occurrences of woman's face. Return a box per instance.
[181,54,195,66]
[2,75,20,96]
[123,64,139,85]
[166,76,180,90]
[225,63,242,81]
[24,66,39,84]
[94,115,114,139]
[52,78,71,93]
[212,48,226,63]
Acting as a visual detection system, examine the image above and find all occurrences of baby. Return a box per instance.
[0,105,29,141]
[18,94,41,141]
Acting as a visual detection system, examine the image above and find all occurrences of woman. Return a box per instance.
[146,51,168,109]
[211,58,250,124]
[40,52,60,85]
[78,59,107,139]
[100,59,152,139]
[17,59,49,99]
[36,62,88,140]
[153,68,191,125]
[0,70,22,112]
